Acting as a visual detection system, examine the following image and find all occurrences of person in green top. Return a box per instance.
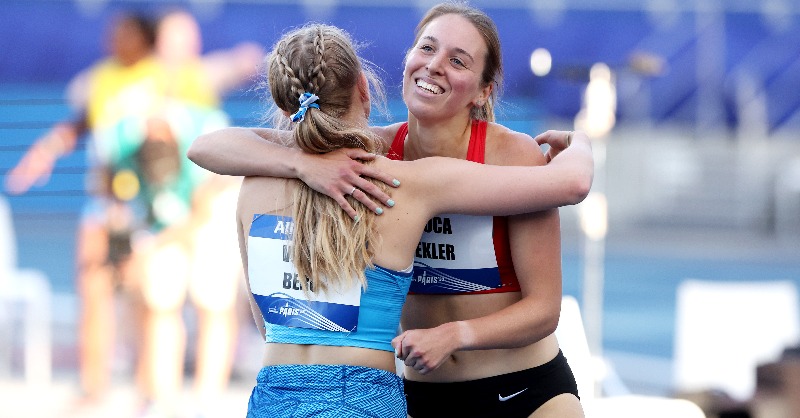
[98,9,262,416]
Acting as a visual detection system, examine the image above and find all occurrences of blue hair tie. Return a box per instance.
[290,92,320,123]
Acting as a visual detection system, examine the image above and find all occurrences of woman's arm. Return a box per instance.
[410,130,593,218]
[188,127,297,176]
[392,131,565,373]
[4,121,84,194]
[187,127,400,219]
[393,212,563,374]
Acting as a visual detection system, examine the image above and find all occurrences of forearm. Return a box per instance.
[395,299,558,373]
[188,127,302,177]
[41,121,81,158]
[551,131,593,205]
[456,210,565,351]
[455,299,560,351]
[394,296,559,374]
[424,133,593,216]
[534,129,593,205]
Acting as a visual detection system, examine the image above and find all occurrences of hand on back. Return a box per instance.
[296,148,399,220]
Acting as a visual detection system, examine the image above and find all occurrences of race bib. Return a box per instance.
[410,214,502,294]
[247,214,361,332]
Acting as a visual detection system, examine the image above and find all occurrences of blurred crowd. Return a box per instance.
[4,9,264,418]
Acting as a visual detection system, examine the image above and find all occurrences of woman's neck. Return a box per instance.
[118,51,151,67]
[404,114,472,160]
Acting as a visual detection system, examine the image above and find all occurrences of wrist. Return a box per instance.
[288,148,309,180]
[453,320,477,351]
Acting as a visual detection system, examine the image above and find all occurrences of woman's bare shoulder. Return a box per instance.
[370,122,405,151]
[485,122,546,166]
[239,176,295,213]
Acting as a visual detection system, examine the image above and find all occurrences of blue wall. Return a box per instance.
[2,1,800,128]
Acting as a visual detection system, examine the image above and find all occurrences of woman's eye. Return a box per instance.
[452,58,466,68]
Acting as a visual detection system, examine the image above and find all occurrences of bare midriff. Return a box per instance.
[262,343,397,374]
[402,292,561,382]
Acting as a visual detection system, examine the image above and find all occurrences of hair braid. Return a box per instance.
[270,38,306,105]
[263,24,389,295]
[307,26,327,93]
[278,54,306,100]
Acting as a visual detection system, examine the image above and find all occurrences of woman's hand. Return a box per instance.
[296,148,400,219]
[4,145,56,194]
[534,130,574,163]
[391,322,469,375]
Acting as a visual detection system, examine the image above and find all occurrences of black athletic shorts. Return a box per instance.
[404,350,579,418]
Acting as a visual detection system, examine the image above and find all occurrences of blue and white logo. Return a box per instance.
[410,214,502,294]
[248,214,362,332]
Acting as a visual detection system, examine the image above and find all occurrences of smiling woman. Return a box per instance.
[383,5,584,418]
[401,9,502,127]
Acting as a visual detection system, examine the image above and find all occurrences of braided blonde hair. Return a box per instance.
[265,24,387,295]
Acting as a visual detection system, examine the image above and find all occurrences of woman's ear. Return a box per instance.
[474,83,493,107]
[358,72,371,118]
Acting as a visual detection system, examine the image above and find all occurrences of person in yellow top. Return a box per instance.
[5,11,263,415]
[4,12,159,407]
[5,12,159,195]
[105,10,264,416]
[82,49,165,132]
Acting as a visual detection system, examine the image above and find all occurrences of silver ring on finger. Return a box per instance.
[349,186,357,196]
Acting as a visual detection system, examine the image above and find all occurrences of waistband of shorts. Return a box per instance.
[404,349,568,389]
[257,364,402,387]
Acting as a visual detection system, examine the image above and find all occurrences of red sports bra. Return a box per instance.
[389,120,520,294]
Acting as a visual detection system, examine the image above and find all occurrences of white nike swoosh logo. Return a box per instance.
[498,388,528,401]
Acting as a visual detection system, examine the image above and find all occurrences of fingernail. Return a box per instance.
[387,199,395,207]
[392,179,401,187]
[375,207,383,215]
[353,215,359,222]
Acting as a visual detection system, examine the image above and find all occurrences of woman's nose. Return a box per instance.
[425,53,445,75]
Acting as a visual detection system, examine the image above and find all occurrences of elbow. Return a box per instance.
[516,311,559,348]
[186,134,226,175]
[542,311,560,337]
[568,170,593,206]
[188,130,243,176]
[186,134,210,165]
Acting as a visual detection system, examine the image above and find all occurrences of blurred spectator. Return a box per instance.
[98,9,263,417]
[3,9,263,416]
[4,12,160,407]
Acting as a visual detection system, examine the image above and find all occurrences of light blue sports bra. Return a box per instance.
[248,214,412,352]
